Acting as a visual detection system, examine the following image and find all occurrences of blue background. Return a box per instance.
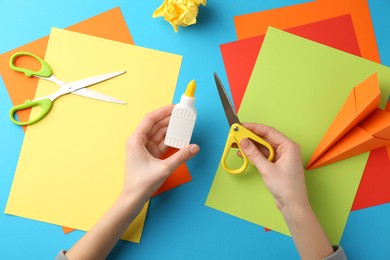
[1,0,389,259]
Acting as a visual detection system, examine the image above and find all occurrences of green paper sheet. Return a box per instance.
[206,27,390,244]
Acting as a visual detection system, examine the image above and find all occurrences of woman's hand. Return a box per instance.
[122,104,200,201]
[239,123,308,214]
[239,123,334,260]
[65,105,199,260]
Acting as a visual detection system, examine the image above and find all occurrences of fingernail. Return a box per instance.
[240,139,250,149]
[189,144,200,154]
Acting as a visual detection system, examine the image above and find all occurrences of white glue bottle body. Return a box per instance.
[164,80,197,149]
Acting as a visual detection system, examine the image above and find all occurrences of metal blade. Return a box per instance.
[69,70,126,92]
[49,71,126,102]
[214,72,240,126]
[72,88,126,104]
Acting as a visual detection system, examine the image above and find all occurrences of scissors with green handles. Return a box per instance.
[214,72,274,174]
[9,52,127,126]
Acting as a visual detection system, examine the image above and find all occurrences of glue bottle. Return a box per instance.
[164,80,197,149]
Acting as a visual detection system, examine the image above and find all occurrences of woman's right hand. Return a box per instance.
[239,123,335,260]
[239,123,309,215]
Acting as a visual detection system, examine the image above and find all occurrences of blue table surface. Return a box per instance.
[1,1,389,259]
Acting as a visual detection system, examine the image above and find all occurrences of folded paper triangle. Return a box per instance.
[307,73,390,169]
[309,109,390,169]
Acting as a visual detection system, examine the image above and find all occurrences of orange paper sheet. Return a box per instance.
[1,7,192,234]
[234,0,380,63]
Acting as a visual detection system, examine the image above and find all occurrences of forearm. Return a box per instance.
[282,203,334,260]
[66,191,148,260]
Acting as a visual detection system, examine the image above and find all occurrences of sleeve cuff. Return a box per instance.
[323,246,347,260]
[54,250,68,260]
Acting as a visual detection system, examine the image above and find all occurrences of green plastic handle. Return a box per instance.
[9,98,53,126]
[9,52,53,78]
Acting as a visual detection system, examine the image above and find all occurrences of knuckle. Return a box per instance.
[160,162,172,176]
[267,126,276,132]
[292,141,301,151]
[126,136,133,147]
[288,141,301,154]
[246,144,260,160]
[126,133,143,148]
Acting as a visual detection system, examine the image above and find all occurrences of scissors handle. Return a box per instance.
[9,52,53,78]
[221,123,275,174]
[9,98,53,126]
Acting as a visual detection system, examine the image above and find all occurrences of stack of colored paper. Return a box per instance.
[206,0,390,244]
[1,8,192,243]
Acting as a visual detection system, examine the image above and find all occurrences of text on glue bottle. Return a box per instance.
[164,80,197,149]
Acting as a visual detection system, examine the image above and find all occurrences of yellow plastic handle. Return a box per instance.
[220,123,275,175]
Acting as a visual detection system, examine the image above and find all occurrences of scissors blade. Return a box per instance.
[214,72,240,126]
[72,88,126,104]
[48,71,127,103]
[68,70,126,92]
[44,71,127,103]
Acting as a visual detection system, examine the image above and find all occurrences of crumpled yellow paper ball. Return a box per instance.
[152,0,206,32]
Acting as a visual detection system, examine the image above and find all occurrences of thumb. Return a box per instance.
[240,138,270,174]
[165,144,200,171]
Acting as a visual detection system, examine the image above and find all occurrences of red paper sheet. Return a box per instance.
[352,146,390,210]
[222,14,390,211]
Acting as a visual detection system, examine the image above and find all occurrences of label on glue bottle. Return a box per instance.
[164,80,197,149]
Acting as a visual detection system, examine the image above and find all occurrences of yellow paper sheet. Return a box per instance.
[5,28,182,243]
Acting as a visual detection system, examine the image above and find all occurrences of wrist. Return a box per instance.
[280,200,313,225]
[280,199,334,259]
[117,188,149,211]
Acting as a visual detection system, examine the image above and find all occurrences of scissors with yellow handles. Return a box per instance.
[214,72,274,174]
[9,52,127,126]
